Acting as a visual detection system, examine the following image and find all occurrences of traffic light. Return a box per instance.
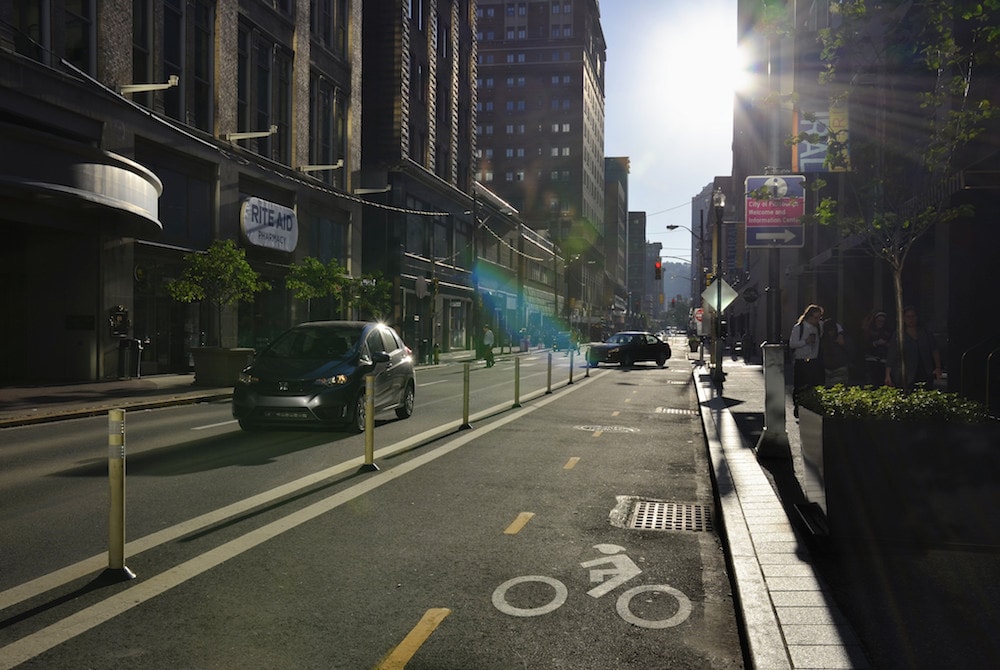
[653,259,662,280]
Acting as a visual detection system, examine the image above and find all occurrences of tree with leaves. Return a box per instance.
[348,272,393,321]
[798,0,999,388]
[285,256,350,321]
[166,239,270,347]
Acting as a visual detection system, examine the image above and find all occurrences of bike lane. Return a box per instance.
[4,363,744,669]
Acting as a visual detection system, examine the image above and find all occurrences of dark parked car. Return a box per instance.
[232,321,415,432]
[586,331,673,368]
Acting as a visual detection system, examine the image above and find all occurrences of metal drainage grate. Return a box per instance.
[629,501,714,532]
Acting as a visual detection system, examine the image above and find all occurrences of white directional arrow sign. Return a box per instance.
[755,229,798,243]
[702,279,738,313]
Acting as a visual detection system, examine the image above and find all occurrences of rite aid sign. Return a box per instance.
[241,197,298,252]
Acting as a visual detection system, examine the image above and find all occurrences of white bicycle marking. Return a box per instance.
[491,544,692,629]
[615,584,692,629]
[492,576,568,617]
[581,543,642,598]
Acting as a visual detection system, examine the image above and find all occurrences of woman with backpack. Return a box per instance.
[789,304,825,418]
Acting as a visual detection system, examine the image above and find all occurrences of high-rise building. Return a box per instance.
[359,0,483,355]
[474,0,607,324]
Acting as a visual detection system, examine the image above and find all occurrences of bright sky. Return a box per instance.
[603,0,741,263]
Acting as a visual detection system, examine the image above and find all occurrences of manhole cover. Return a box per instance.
[628,501,714,532]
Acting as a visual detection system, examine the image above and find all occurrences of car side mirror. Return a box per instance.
[372,351,391,363]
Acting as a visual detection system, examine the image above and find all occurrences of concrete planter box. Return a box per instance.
[191,347,255,387]
[800,407,1000,546]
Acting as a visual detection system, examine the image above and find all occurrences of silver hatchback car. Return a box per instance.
[232,321,415,432]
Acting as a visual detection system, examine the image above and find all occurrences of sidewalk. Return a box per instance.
[692,359,868,669]
[696,356,1000,670]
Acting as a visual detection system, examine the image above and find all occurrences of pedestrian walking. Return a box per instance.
[789,304,825,418]
[482,324,496,368]
[862,310,891,386]
[820,316,849,386]
[885,306,942,389]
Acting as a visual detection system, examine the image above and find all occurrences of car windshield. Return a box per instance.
[261,326,362,360]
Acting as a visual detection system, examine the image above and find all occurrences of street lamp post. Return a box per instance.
[711,188,726,387]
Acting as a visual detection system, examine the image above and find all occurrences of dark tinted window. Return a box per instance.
[366,329,386,355]
[264,325,361,359]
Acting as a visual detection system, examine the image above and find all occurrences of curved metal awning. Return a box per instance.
[0,122,162,238]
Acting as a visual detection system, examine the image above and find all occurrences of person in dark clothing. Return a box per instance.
[863,311,892,386]
[482,325,496,368]
[884,306,941,389]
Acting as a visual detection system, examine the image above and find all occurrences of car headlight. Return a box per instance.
[314,374,350,387]
[238,372,258,385]
[609,347,620,354]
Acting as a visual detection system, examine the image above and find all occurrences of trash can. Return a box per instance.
[117,338,144,378]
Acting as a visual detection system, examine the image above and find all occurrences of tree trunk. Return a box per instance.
[892,266,907,390]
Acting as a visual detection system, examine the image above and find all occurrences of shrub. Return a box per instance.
[801,384,990,424]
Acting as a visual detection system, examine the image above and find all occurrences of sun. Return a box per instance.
[630,10,749,137]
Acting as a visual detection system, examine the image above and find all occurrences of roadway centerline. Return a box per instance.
[374,607,452,670]
[504,512,535,535]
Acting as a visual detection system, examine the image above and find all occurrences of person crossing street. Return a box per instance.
[482,324,496,367]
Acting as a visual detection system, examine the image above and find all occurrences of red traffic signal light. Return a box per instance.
[654,259,662,280]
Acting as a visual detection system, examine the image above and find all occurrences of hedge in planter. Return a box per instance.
[799,385,1000,546]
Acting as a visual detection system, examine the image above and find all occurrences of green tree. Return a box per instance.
[799,0,998,387]
[286,257,349,320]
[348,272,393,321]
[166,239,270,346]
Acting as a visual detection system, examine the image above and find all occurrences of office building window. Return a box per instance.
[308,73,344,187]
[65,0,95,73]
[237,24,292,163]
[157,0,214,130]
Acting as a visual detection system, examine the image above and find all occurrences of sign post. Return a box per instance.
[745,175,799,459]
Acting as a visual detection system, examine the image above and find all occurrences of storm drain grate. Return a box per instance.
[629,501,714,532]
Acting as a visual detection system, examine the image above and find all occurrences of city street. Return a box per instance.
[0,351,744,669]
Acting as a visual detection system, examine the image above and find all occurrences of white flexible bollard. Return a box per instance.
[546,352,553,394]
[361,375,379,471]
[513,357,522,408]
[460,362,472,429]
[107,409,135,580]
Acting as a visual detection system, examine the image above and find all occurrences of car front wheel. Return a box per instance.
[352,392,367,433]
[656,354,667,368]
[395,382,415,419]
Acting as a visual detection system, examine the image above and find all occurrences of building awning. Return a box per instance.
[0,122,162,238]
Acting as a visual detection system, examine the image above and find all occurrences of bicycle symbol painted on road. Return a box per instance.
[491,543,692,629]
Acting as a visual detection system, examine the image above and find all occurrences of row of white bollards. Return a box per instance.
[104,352,584,576]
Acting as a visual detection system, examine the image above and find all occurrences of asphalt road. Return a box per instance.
[1,354,745,669]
